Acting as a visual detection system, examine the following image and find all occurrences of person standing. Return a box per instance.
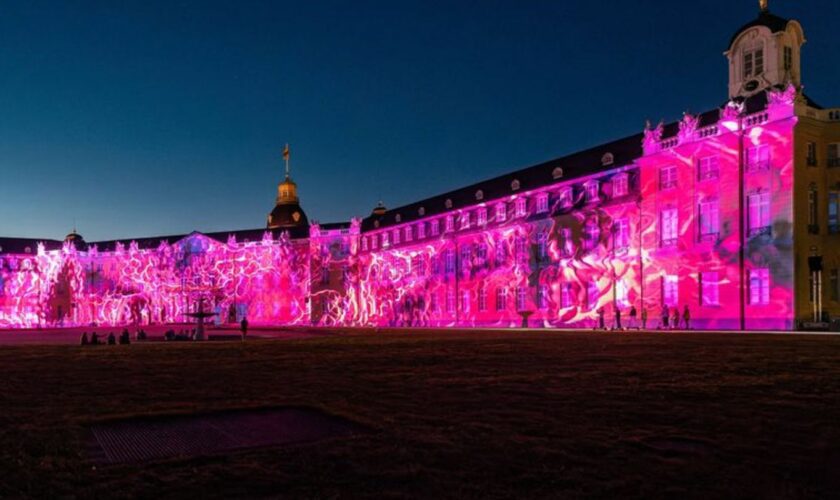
[683,305,691,330]
[671,307,680,329]
[641,308,648,330]
[240,316,249,341]
[629,305,637,330]
[661,305,669,330]
[614,307,622,330]
[597,307,606,330]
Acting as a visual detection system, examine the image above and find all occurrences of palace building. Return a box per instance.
[1,4,839,330]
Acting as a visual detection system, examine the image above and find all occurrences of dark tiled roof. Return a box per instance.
[361,133,643,232]
[728,11,791,48]
[0,237,63,255]
[90,226,310,252]
[318,222,352,231]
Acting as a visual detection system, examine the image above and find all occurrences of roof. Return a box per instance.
[0,237,63,255]
[361,133,643,232]
[728,11,791,48]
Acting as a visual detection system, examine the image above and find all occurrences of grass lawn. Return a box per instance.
[1,330,839,498]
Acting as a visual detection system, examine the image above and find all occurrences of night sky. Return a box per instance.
[2,0,839,241]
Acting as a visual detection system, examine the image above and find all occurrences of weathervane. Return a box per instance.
[283,143,290,178]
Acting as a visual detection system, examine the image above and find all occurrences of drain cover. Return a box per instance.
[87,407,364,464]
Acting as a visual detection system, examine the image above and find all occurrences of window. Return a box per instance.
[808,186,819,233]
[536,231,549,261]
[662,274,678,307]
[660,208,678,247]
[444,249,456,273]
[659,165,677,190]
[749,268,770,305]
[746,145,770,172]
[613,218,630,251]
[784,46,793,71]
[560,283,574,308]
[698,198,720,240]
[583,220,600,251]
[612,174,628,197]
[700,272,720,306]
[361,237,368,251]
[587,281,599,310]
[744,46,763,78]
[514,236,527,257]
[477,208,487,226]
[430,219,440,236]
[446,288,456,313]
[829,144,840,167]
[698,156,719,181]
[411,255,425,275]
[559,227,574,257]
[460,290,470,313]
[371,235,378,250]
[460,212,471,230]
[445,215,455,232]
[494,242,506,266]
[478,287,488,311]
[584,181,600,202]
[536,193,549,213]
[405,226,412,242]
[382,232,390,247]
[417,223,426,239]
[460,246,471,269]
[516,287,527,311]
[829,191,840,234]
[495,287,508,312]
[747,191,771,237]
[392,229,400,245]
[475,244,488,267]
[558,188,573,208]
[807,142,818,166]
[515,198,527,217]
[496,203,507,222]
[538,285,549,310]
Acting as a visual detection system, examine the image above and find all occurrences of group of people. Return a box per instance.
[596,305,691,331]
[79,328,134,345]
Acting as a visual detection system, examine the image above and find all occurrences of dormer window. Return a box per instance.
[404,226,413,242]
[430,219,440,236]
[417,223,426,239]
[612,174,628,197]
[536,193,549,214]
[584,181,599,202]
[477,208,487,226]
[382,232,389,247]
[445,215,455,232]
[392,229,400,245]
[515,197,527,217]
[496,202,507,222]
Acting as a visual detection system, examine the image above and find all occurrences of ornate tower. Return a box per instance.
[267,145,309,230]
[725,0,805,99]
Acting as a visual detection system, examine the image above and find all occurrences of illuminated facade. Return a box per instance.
[1,5,839,330]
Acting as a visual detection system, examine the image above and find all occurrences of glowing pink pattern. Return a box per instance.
[0,88,798,330]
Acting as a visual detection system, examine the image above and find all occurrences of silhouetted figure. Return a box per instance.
[597,308,606,330]
[90,332,101,345]
[119,331,130,345]
[629,305,637,330]
[683,305,691,330]
[107,332,116,345]
[671,307,680,329]
[614,307,622,330]
[80,332,89,346]
[164,330,174,341]
[661,306,669,329]
[240,317,249,340]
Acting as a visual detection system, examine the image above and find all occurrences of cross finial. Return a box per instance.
[759,0,768,12]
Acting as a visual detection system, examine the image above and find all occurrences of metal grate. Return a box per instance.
[88,407,365,464]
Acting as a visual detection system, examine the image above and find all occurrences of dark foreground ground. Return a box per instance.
[1,330,839,499]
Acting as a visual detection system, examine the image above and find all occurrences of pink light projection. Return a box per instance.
[0,86,799,331]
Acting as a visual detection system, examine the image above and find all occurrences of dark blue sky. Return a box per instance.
[2,0,839,241]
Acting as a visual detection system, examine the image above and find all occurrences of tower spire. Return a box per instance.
[283,143,290,179]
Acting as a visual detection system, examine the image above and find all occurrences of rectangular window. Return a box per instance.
[660,208,678,247]
[536,231,549,260]
[495,287,508,312]
[417,223,426,239]
[444,249,456,273]
[828,144,840,168]
[613,218,630,251]
[747,192,771,237]
[430,219,440,236]
[584,181,599,202]
[744,48,763,77]
[460,246,471,269]
[744,51,753,78]
[371,235,378,250]
[475,244,488,267]
[496,203,507,222]
[382,232,389,247]
[558,188,572,208]
[808,188,819,232]
[612,174,628,197]
[516,286,527,311]
[829,191,840,234]
[445,215,455,232]
[749,268,770,305]
[477,208,487,226]
[460,212,471,230]
[478,287,488,312]
[662,274,678,307]
[515,198,527,217]
[746,145,771,172]
[537,285,549,310]
[460,290,470,313]
[514,236,527,257]
[559,227,574,257]
[560,283,574,308]
[405,226,412,242]
[700,271,720,306]
[536,193,549,213]
[587,280,599,310]
[446,288,456,313]
[660,165,677,190]
[807,142,818,166]
[584,221,600,251]
[698,156,720,181]
[698,199,720,240]
[494,242,506,266]
[361,237,368,251]
[393,229,400,245]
